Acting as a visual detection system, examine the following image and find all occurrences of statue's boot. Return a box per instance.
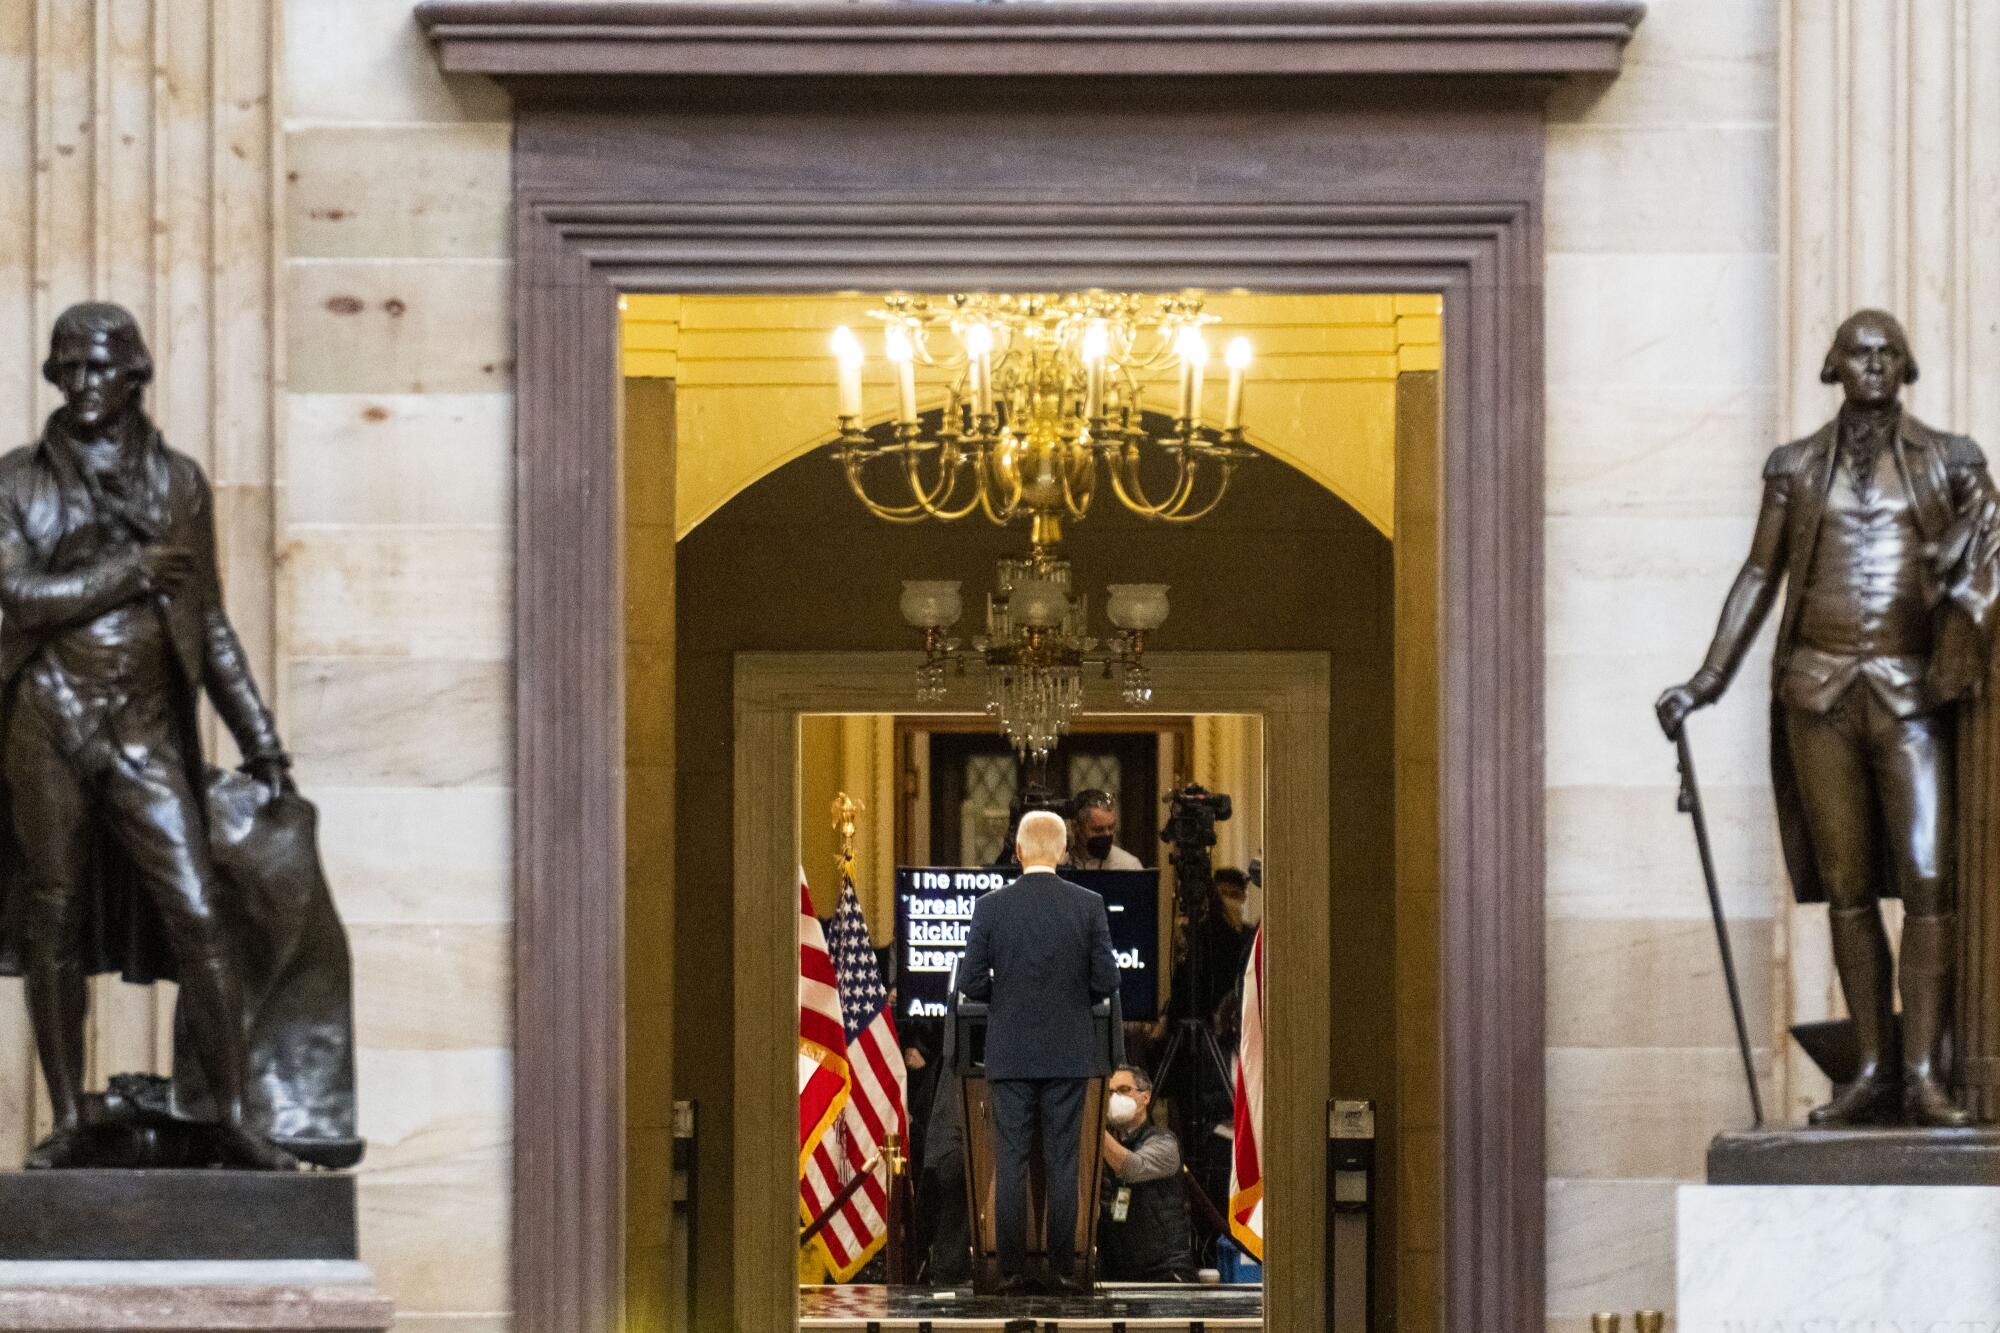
[24,937,87,1132]
[23,1125,90,1170]
[182,953,299,1171]
[1810,905,1902,1126]
[1901,913,1973,1129]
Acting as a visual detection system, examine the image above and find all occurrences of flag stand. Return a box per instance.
[832,791,916,1280]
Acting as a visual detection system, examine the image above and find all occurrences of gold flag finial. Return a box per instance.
[831,792,862,877]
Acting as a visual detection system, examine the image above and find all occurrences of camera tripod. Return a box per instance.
[1151,1009,1235,1123]
[1146,893,1240,1250]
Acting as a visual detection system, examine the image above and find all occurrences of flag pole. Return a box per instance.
[1672,724,1764,1126]
[799,1146,885,1247]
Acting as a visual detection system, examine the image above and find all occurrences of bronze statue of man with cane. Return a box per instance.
[1658,310,2000,1129]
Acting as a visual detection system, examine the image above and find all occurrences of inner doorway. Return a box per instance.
[750,665,1318,1333]
[796,710,1268,1324]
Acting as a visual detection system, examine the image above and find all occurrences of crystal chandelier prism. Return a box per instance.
[901,555,1167,761]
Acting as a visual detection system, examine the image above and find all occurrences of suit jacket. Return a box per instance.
[957,870,1120,1080]
[1698,411,2000,903]
[0,421,283,981]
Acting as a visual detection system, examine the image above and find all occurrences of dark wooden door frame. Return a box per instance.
[416,5,1642,1331]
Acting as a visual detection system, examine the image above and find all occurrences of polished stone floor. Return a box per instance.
[799,1283,1262,1330]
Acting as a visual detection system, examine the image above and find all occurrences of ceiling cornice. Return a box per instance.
[415,1,1645,92]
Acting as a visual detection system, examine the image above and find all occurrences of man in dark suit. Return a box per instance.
[958,808,1120,1293]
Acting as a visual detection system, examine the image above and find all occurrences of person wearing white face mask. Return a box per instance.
[1097,1066,1196,1283]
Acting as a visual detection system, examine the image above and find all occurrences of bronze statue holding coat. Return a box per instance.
[0,304,357,1171]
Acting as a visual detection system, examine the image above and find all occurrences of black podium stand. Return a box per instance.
[946,993,1124,1294]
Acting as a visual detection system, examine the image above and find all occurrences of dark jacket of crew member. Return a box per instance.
[1097,1067,1195,1283]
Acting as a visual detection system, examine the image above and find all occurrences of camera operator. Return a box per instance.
[1066,788,1142,870]
[1097,1066,1196,1283]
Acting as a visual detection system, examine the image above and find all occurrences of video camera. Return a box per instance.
[993,782,1072,866]
[1161,783,1232,850]
[1161,783,1232,922]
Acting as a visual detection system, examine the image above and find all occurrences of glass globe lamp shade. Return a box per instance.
[1009,579,1068,629]
[1105,583,1170,632]
[899,580,963,630]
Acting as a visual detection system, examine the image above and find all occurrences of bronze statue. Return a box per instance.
[0,304,357,1171]
[1659,310,2000,1129]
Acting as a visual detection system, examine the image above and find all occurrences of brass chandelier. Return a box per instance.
[830,291,1250,759]
[829,292,1254,546]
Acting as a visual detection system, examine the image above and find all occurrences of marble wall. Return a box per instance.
[1542,0,1782,1326]
[283,1,513,1328]
[0,0,1864,1328]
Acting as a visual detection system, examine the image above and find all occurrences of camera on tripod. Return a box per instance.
[1161,783,1231,849]
[1161,783,1232,924]
[993,782,1072,866]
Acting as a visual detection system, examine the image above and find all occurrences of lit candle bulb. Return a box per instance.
[884,328,918,425]
[963,323,994,417]
[1224,336,1252,433]
[1081,322,1109,419]
[831,325,864,420]
[1176,327,1209,428]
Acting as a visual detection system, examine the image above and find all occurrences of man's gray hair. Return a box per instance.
[1116,1064,1153,1094]
[1016,809,1068,863]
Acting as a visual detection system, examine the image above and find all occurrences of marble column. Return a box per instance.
[1783,0,2000,1122]
[0,0,281,1155]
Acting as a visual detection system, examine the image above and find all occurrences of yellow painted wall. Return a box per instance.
[798,714,899,931]
[622,292,1441,540]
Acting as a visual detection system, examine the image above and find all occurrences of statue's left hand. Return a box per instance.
[243,754,296,799]
[1933,494,2000,581]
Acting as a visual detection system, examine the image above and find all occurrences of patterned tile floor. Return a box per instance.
[799,1282,1262,1330]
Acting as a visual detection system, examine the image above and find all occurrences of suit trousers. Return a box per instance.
[989,1076,1086,1277]
[6,687,227,970]
[1784,684,1952,915]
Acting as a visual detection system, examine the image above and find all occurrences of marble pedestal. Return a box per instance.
[0,1261,392,1332]
[1677,1184,2000,1333]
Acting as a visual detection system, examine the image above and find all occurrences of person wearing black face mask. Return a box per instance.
[1067,788,1141,870]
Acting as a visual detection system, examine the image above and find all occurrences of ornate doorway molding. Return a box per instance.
[415,4,1643,1330]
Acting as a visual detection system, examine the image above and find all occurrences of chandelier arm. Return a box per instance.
[977,473,1017,526]
[1153,456,1239,524]
[977,443,1023,525]
[1106,444,1194,519]
[841,450,934,524]
[1058,443,1096,519]
[902,444,983,521]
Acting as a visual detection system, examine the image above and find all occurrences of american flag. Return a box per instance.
[800,862,908,1280]
[1229,925,1264,1261]
[799,871,849,1177]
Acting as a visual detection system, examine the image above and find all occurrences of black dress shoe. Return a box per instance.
[1047,1274,1091,1297]
[998,1274,1041,1296]
[1905,1071,1975,1129]
[1807,1071,1901,1126]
